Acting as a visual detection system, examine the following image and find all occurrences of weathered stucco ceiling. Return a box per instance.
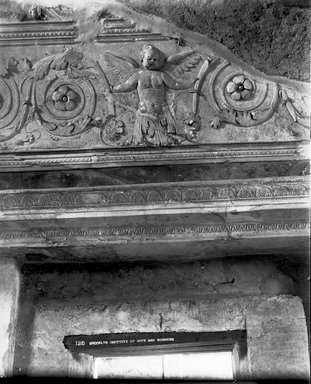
[1,0,310,81]
[120,0,311,81]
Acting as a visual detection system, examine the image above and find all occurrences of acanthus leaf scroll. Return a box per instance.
[0,44,309,150]
[0,57,33,143]
[200,59,310,134]
[29,49,97,138]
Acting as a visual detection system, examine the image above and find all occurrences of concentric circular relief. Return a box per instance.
[35,76,96,137]
[0,77,21,141]
[219,68,267,112]
[205,62,279,126]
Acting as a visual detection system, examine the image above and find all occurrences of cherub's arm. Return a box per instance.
[162,72,197,90]
[111,72,139,93]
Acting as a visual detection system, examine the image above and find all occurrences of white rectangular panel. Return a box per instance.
[95,355,163,379]
[163,351,233,380]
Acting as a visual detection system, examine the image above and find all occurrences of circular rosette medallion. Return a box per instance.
[0,76,24,142]
[35,77,96,137]
[206,62,279,126]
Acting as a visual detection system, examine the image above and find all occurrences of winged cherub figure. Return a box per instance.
[102,45,200,146]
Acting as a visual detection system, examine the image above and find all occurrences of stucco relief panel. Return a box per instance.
[0,37,309,153]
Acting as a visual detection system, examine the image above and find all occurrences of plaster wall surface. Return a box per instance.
[13,258,310,380]
[20,296,310,380]
[0,259,20,377]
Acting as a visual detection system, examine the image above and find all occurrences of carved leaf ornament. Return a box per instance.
[0,60,30,142]
[0,45,309,147]
[30,50,97,137]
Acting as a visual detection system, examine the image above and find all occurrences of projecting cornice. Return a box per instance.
[0,21,76,46]
[0,176,308,216]
[0,142,309,172]
[0,176,309,261]
[0,218,309,262]
[0,221,309,246]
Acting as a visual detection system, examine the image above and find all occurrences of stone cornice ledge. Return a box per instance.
[0,221,309,249]
[0,21,76,46]
[0,142,309,171]
[0,176,309,220]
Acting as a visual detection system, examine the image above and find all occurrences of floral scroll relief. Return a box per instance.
[0,58,32,142]
[0,46,205,147]
[0,46,309,149]
[200,59,310,133]
[201,60,280,128]
[30,50,97,137]
[0,49,100,142]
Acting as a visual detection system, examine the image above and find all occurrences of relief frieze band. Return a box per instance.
[0,176,309,212]
[0,221,309,247]
[0,36,309,155]
[0,6,310,178]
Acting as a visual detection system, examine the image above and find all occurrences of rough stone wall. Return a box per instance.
[246,296,310,380]
[121,0,310,81]
[0,260,20,377]
[13,257,310,379]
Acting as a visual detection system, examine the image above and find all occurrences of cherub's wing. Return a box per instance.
[101,51,139,84]
[163,49,202,77]
[163,50,202,126]
[99,51,140,113]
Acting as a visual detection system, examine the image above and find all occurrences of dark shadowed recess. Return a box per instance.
[0,160,309,190]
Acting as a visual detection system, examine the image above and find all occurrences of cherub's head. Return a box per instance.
[140,45,163,70]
